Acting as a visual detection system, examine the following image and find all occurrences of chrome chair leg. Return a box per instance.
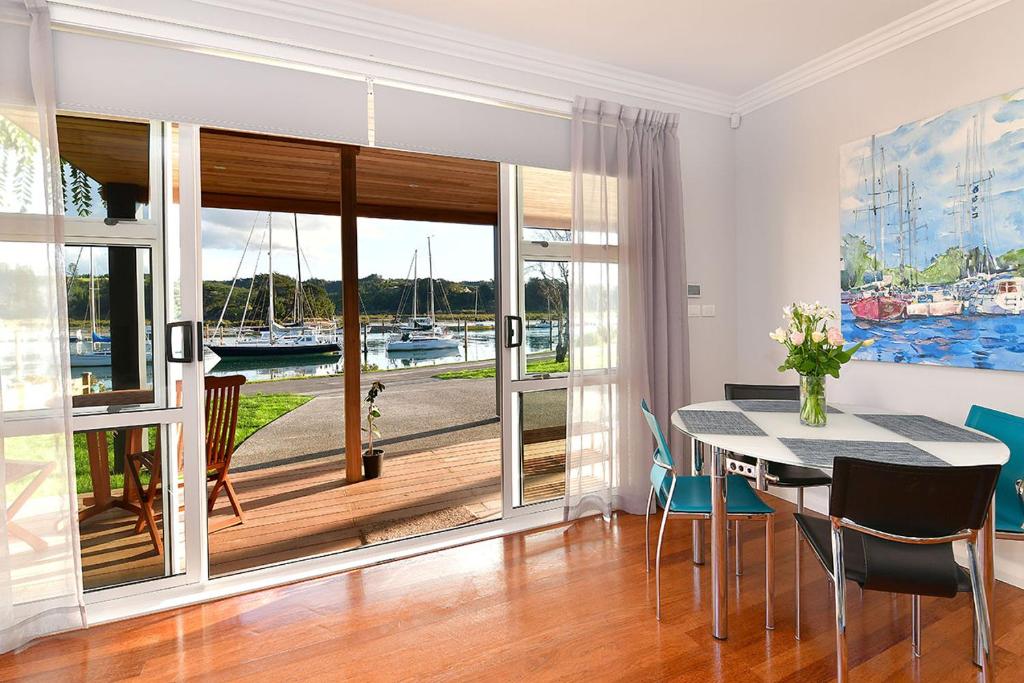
[766,515,775,630]
[911,594,921,657]
[734,520,743,576]
[831,521,849,683]
[655,479,676,622]
[645,485,655,573]
[967,540,993,680]
[795,488,804,640]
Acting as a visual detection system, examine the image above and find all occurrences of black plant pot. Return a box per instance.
[363,448,384,479]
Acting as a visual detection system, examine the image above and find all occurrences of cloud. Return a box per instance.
[993,97,1024,124]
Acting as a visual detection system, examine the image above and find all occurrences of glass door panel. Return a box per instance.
[519,388,567,505]
[501,165,571,512]
[75,420,185,590]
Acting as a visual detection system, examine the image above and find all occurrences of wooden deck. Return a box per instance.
[79,435,566,589]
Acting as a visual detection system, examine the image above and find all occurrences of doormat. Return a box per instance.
[360,506,478,545]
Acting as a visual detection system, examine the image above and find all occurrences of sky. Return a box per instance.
[200,210,495,282]
[839,87,1024,268]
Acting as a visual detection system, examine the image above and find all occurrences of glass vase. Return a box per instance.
[799,374,828,427]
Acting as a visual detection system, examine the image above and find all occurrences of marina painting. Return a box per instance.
[840,87,1024,372]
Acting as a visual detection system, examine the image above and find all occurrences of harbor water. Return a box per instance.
[841,304,1024,371]
[73,325,562,386]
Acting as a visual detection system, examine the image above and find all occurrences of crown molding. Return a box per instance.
[735,0,1011,115]
[45,0,1011,123]
[207,0,736,115]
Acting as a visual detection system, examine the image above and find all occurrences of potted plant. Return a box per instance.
[361,380,386,478]
[769,302,874,427]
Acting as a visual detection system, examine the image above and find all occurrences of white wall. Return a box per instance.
[735,0,1024,585]
[681,113,738,403]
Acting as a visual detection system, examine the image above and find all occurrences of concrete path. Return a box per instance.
[232,376,500,471]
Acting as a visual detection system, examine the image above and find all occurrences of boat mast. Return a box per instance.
[88,246,97,344]
[412,250,418,320]
[268,214,275,344]
[897,165,905,274]
[293,212,303,325]
[427,236,435,323]
[870,135,882,273]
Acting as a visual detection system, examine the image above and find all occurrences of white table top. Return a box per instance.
[671,400,1009,469]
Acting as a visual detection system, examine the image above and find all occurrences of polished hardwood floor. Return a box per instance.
[7,501,1024,682]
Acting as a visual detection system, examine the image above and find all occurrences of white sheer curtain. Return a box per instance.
[0,0,85,652]
[564,97,690,519]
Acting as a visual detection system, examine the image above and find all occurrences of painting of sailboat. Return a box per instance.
[839,87,1024,372]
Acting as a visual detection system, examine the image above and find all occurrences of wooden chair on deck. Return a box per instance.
[204,375,247,532]
[83,375,248,556]
[132,375,248,542]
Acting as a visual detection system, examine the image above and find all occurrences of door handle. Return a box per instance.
[166,321,194,363]
[505,315,523,349]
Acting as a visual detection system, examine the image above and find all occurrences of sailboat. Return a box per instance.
[70,247,113,367]
[848,135,909,322]
[386,237,460,352]
[208,213,342,358]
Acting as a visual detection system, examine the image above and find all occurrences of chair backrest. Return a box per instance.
[829,456,999,538]
[640,399,674,491]
[724,383,799,401]
[204,375,246,470]
[966,405,1024,525]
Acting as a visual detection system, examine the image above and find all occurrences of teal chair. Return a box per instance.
[641,399,776,625]
[966,405,1024,537]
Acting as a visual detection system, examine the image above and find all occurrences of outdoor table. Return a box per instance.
[671,399,1009,675]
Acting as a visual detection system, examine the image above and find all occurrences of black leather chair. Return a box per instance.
[723,383,832,637]
[796,457,999,682]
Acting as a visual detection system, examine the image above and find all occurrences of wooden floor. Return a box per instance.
[9,502,1024,681]
[79,435,567,588]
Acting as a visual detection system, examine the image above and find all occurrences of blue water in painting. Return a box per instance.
[841,305,1024,372]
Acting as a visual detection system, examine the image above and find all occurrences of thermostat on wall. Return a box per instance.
[687,283,701,297]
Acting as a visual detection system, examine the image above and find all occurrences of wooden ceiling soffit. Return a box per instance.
[199,128,499,225]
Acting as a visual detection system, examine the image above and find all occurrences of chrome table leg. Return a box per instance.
[795,488,803,640]
[734,520,743,576]
[692,439,704,565]
[711,446,728,639]
[911,594,921,657]
[766,515,775,630]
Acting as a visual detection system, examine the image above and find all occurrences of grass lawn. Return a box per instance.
[434,358,568,380]
[73,392,312,494]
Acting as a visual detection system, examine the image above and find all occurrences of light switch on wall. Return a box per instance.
[701,304,716,317]
[688,304,701,317]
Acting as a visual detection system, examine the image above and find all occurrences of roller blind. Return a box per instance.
[47,30,368,144]
[0,21,32,107]
[374,85,570,171]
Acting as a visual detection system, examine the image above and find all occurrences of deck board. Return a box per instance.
[78,435,567,588]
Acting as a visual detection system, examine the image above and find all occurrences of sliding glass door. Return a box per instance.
[70,120,207,598]
[499,165,572,514]
[0,111,208,598]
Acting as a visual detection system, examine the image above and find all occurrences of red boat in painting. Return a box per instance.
[849,295,908,322]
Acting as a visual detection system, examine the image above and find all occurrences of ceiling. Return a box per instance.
[346,0,937,95]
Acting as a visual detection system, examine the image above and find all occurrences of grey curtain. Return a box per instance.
[564,96,690,519]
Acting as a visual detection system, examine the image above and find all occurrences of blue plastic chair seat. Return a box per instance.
[657,474,774,515]
[965,405,1024,536]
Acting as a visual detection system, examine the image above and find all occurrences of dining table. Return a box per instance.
[671,399,1010,675]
